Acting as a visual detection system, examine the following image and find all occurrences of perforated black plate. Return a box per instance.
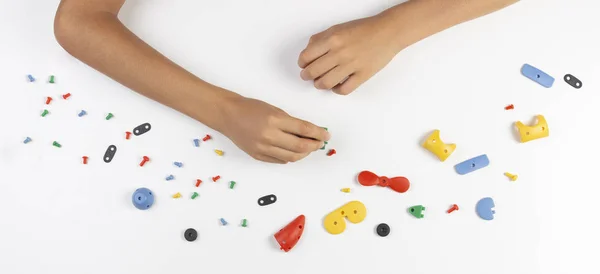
[103,145,117,163]
[257,194,277,206]
[133,123,152,136]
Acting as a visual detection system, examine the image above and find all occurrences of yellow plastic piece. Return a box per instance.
[340,188,351,193]
[323,201,367,235]
[422,130,456,161]
[504,172,518,181]
[172,192,182,199]
[214,149,224,156]
[515,115,549,143]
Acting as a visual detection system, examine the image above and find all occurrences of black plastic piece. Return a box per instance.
[564,74,582,89]
[376,223,390,237]
[103,145,117,163]
[133,123,152,136]
[184,228,197,242]
[257,194,277,206]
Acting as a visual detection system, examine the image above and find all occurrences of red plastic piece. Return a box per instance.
[203,135,212,141]
[327,149,336,156]
[505,104,514,110]
[125,131,132,140]
[357,170,410,193]
[274,215,305,252]
[212,175,221,182]
[195,179,203,187]
[45,97,53,105]
[140,156,150,167]
[62,93,71,100]
[82,156,88,165]
[447,204,459,213]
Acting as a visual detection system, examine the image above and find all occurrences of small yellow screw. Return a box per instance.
[172,192,182,199]
[340,188,351,193]
[504,172,518,181]
[214,149,224,156]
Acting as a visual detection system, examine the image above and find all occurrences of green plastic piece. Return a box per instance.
[52,141,61,148]
[408,205,425,218]
[320,127,329,150]
[241,219,247,227]
[41,109,49,117]
[105,113,114,120]
[49,75,55,84]
[191,192,199,199]
[229,181,236,189]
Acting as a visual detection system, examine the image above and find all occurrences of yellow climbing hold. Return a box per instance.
[172,192,182,199]
[504,172,518,181]
[340,188,351,193]
[422,130,456,162]
[214,149,224,156]
[323,201,367,235]
[515,115,549,143]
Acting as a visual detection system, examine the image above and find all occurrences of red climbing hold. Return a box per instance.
[274,215,305,252]
[357,170,410,193]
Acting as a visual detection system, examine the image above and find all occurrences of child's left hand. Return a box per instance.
[297,14,403,95]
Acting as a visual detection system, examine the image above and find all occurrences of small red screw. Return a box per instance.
[62,93,71,100]
[196,179,203,187]
[45,97,53,105]
[82,156,88,164]
[505,104,514,110]
[212,175,221,182]
[140,156,150,167]
[447,204,459,213]
[125,131,132,140]
[203,135,212,141]
[327,149,336,156]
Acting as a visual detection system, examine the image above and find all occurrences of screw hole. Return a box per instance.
[471,163,476,168]
[411,208,415,212]
[431,139,436,143]
[334,221,337,225]
[526,132,530,135]
[298,225,303,229]
[537,74,540,78]
[270,197,275,201]
[542,127,545,131]
[444,149,448,153]
[341,211,345,215]
[354,210,357,214]
[259,200,264,204]
[145,125,149,129]
[576,82,580,87]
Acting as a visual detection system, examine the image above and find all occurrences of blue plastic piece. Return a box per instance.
[166,175,175,181]
[27,75,35,82]
[455,154,489,175]
[174,162,183,168]
[23,137,31,144]
[220,218,228,226]
[521,64,554,88]
[132,188,154,210]
[476,197,495,220]
[78,110,87,117]
[193,139,200,147]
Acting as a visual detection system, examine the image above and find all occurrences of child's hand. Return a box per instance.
[298,15,401,95]
[219,96,330,164]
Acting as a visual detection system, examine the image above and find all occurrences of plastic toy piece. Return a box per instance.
[241,219,248,227]
[193,139,200,147]
[340,188,351,193]
[27,75,35,82]
[195,179,202,187]
[357,171,410,193]
[447,204,459,214]
[78,110,87,117]
[23,137,32,144]
[504,172,518,181]
[139,156,150,167]
[515,115,549,143]
[103,145,117,163]
[125,132,132,140]
[132,188,154,210]
[274,215,305,252]
[172,192,182,199]
[62,93,71,100]
[564,74,582,89]
[422,130,456,161]
[327,149,336,156]
[476,197,495,221]
[220,218,228,226]
[82,156,88,165]
[191,192,199,199]
[45,97,52,105]
[184,228,197,242]
[212,175,221,182]
[105,113,114,120]
[41,109,49,117]
[408,205,425,219]
[323,201,367,235]
[258,194,277,206]
[505,104,514,110]
[133,123,151,136]
[376,223,390,237]
[174,162,183,168]
[321,127,329,150]
[52,141,62,148]
[521,64,554,88]
[49,75,55,83]
[166,175,175,181]
[229,181,236,189]
[455,154,490,175]
[214,149,224,156]
[203,135,212,141]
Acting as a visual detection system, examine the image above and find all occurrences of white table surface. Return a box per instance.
[1,0,599,273]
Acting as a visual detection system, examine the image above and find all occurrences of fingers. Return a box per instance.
[298,40,329,69]
[332,72,366,95]
[271,131,324,153]
[279,117,330,141]
[300,53,338,81]
[314,65,355,90]
[266,146,310,163]
[254,154,287,164]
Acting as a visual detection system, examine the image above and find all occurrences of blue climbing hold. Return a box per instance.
[476,197,495,220]
[132,188,154,210]
[193,139,200,147]
[78,110,87,117]
[521,64,554,88]
[454,154,489,175]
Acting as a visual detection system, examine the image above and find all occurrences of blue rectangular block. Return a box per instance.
[455,154,490,175]
[521,64,554,88]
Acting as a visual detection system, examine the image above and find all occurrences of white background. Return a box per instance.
[1,0,599,273]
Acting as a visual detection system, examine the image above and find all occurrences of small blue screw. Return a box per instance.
[193,139,200,147]
[174,162,183,168]
[166,175,175,181]
[23,137,32,144]
[78,110,87,117]
[220,218,228,226]
[27,75,35,82]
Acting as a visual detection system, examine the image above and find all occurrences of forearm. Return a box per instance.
[380,0,520,52]
[54,3,237,131]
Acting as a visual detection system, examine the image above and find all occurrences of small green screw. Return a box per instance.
[41,109,49,117]
[52,141,61,148]
[105,113,114,120]
[229,181,236,189]
[241,219,247,227]
[49,75,55,84]
[191,192,199,200]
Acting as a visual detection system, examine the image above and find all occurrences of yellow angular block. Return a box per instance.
[422,130,456,161]
[323,201,367,235]
[515,115,549,143]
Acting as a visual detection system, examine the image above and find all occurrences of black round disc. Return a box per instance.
[184,228,198,242]
[376,223,390,237]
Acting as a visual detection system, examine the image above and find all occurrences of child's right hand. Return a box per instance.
[217,95,330,164]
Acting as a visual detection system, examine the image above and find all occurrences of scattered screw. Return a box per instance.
[52,141,62,148]
[203,135,212,141]
[27,75,35,82]
[504,172,518,181]
[214,149,224,156]
[174,162,183,168]
[195,179,203,187]
[241,219,248,227]
[82,156,89,165]
[220,218,228,226]
[505,104,514,110]
[166,175,175,181]
[193,139,200,147]
[327,149,336,156]
[229,181,236,189]
[62,93,71,100]
[139,156,150,167]
[340,188,351,193]
[23,137,32,144]
[41,109,49,117]
[447,204,459,214]
[78,110,87,117]
[191,192,199,199]
[105,113,114,120]
[212,175,221,182]
[172,192,182,199]
[45,97,53,105]
[49,75,55,83]
[125,132,132,140]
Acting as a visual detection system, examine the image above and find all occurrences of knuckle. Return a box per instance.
[294,140,310,152]
[297,121,313,136]
[327,34,343,48]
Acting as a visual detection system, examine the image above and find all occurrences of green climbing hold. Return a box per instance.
[49,75,55,84]
[191,192,199,199]
[52,141,62,148]
[41,109,49,117]
[229,181,236,189]
[408,205,425,218]
[105,113,114,120]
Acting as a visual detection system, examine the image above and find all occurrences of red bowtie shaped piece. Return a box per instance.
[357,171,410,193]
